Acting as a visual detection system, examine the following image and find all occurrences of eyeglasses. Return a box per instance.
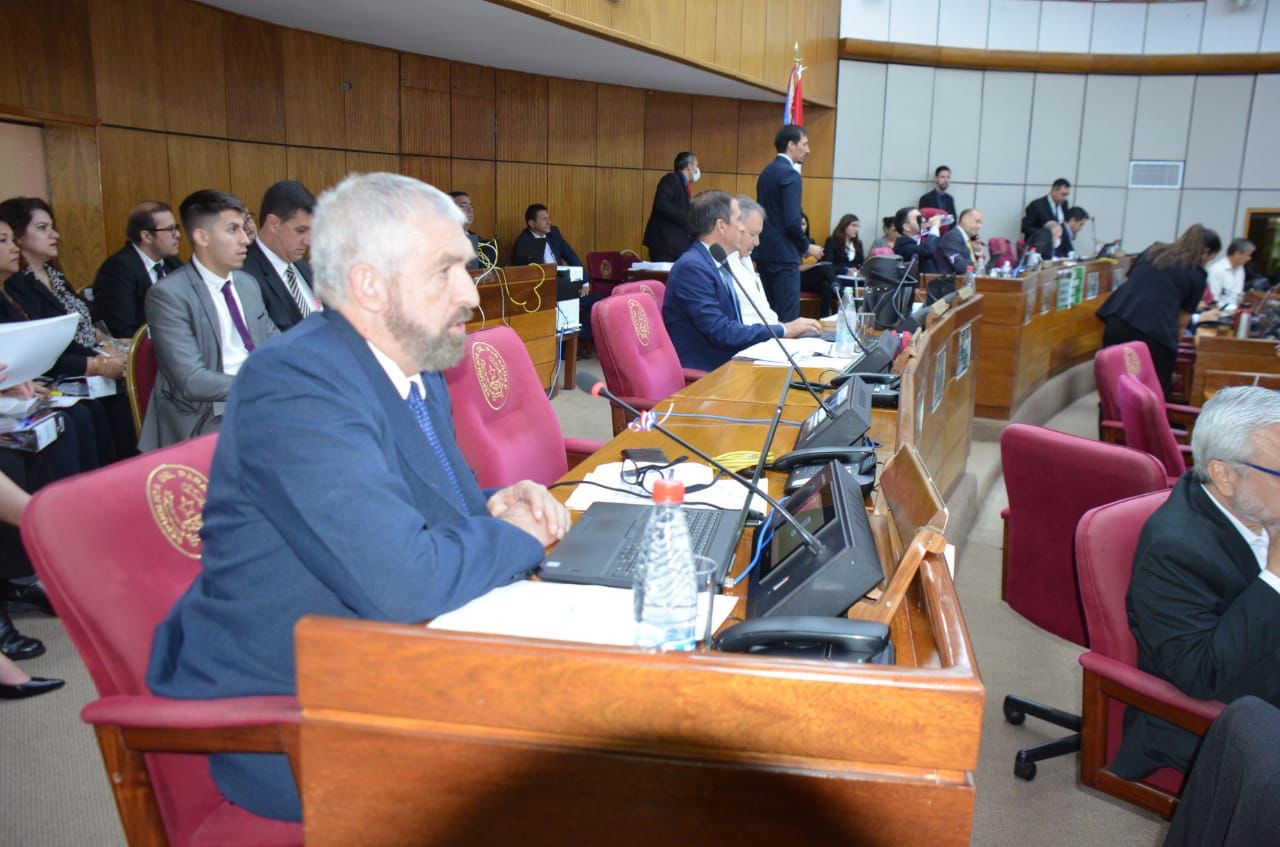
[149,225,181,236]
[1240,461,1280,479]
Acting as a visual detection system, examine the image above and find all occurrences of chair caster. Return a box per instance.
[1014,756,1037,781]
[1003,696,1026,725]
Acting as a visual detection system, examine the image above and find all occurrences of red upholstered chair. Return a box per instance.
[999,424,1168,781]
[126,324,157,437]
[988,237,1015,270]
[591,293,705,435]
[1095,341,1199,444]
[1116,374,1191,486]
[1076,491,1225,817]
[585,251,637,298]
[611,280,666,310]
[20,435,302,847]
[444,326,604,488]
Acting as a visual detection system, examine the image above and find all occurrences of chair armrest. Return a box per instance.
[1000,507,1009,521]
[564,437,605,469]
[82,694,300,731]
[1100,420,1125,444]
[1165,404,1199,435]
[1078,652,1224,729]
[682,368,708,385]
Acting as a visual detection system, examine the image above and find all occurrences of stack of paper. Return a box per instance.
[736,337,862,369]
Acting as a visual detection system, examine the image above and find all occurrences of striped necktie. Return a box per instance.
[284,265,313,318]
[407,382,464,502]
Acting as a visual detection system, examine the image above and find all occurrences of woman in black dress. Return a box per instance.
[1097,224,1221,396]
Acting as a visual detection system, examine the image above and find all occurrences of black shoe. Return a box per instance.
[0,612,44,661]
[0,580,55,616]
[0,676,63,700]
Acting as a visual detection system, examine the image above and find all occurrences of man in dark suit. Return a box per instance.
[662,190,820,371]
[1060,206,1089,258]
[1115,386,1280,780]
[892,206,943,274]
[449,190,498,270]
[933,208,983,275]
[1021,178,1071,240]
[755,125,824,322]
[89,201,183,338]
[147,173,568,822]
[509,204,583,267]
[643,151,698,261]
[918,165,956,220]
[1026,220,1062,262]
[241,180,319,333]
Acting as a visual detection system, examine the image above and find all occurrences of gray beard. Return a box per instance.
[385,291,471,373]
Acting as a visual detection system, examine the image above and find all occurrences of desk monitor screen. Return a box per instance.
[746,462,884,619]
[795,376,872,451]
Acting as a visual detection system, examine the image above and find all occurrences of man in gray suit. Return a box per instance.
[139,190,279,451]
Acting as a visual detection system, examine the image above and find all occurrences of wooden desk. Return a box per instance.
[469,264,558,389]
[1189,333,1280,407]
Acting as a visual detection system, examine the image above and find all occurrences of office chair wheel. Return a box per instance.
[1013,756,1037,782]
[1002,696,1026,725]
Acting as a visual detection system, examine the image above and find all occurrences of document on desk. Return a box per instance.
[428,580,740,647]
[735,337,860,369]
[564,460,762,513]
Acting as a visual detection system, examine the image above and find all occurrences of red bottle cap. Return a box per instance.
[651,478,685,504]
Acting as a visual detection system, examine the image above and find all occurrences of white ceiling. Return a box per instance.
[200,0,786,102]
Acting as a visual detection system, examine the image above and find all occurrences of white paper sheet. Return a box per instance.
[0,315,79,388]
[735,336,862,369]
[563,460,762,513]
[428,580,740,647]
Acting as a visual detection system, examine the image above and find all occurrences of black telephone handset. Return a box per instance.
[713,616,892,664]
[770,444,876,473]
[829,371,900,390]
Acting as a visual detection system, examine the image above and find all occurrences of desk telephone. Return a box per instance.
[770,444,878,495]
[714,616,893,663]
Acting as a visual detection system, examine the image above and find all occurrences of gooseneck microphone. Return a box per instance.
[576,371,826,557]
[707,243,838,416]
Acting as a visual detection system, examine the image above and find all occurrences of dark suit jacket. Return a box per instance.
[1058,226,1075,258]
[240,241,315,333]
[1021,195,1065,240]
[662,241,780,371]
[147,308,545,820]
[933,228,976,275]
[1096,257,1206,355]
[1114,475,1280,779]
[509,226,582,268]
[643,171,692,261]
[89,243,182,338]
[821,235,863,275]
[1026,227,1058,262]
[754,156,808,265]
[0,287,97,378]
[892,233,938,275]
[917,189,956,219]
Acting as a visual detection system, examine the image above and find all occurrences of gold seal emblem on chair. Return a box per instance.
[472,341,510,410]
[628,297,651,346]
[146,464,208,559]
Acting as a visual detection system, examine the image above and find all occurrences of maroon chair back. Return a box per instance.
[1096,342,1166,427]
[127,326,158,436]
[1001,423,1168,646]
[988,237,1014,269]
[586,251,636,297]
[591,293,685,404]
[611,280,666,310]
[1117,373,1187,481]
[443,326,570,488]
[22,436,299,846]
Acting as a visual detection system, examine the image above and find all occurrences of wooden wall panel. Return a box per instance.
[643,92,692,171]
[44,124,104,289]
[450,63,496,161]
[224,13,286,144]
[90,0,165,130]
[547,80,597,166]
[451,159,497,239]
[807,0,840,106]
[495,163,548,256]
[684,2,718,66]
[495,72,547,164]
[400,87,451,157]
[803,106,836,179]
[344,44,400,154]
[346,152,399,176]
[595,86,644,169]
[162,2,227,137]
[714,0,744,72]
[552,0,612,28]
[698,172,741,199]
[803,177,833,242]
[282,30,345,149]
[167,136,231,234]
[98,128,171,259]
[764,0,791,95]
[594,168,645,253]
[401,55,450,93]
[547,165,596,258]
[286,147,348,196]
[229,142,288,218]
[399,156,452,193]
[610,0,652,43]
[739,0,768,82]
[649,0,687,55]
[737,101,778,175]
[10,0,97,119]
[691,97,740,175]
[735,173,758,197]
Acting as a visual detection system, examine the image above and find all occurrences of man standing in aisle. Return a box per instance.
[918,166,956,220]
[1022,178,1071,240]
[755,125,823,321]
[643,151,698,262]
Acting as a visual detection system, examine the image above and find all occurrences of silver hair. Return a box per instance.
[1190,386,1280,482]
[310,172,465,307]
[734,195,765,221]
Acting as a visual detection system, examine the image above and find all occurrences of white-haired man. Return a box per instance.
[146,173,569,822]
[725,195,778,326]
[1116,386,1280,780]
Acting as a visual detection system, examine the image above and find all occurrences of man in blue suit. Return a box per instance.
[754,125,824,322]
[663,190,821,371]
[147,173,570,822]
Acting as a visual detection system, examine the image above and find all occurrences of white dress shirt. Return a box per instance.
[1205,255,1245,306]
[1202,484,1280,595]
[133,243,165,285]
[726,250,779,326]
[258,240,320,312]
[366,339,425,402]
[528,233,556,265]
[191,256,250,376]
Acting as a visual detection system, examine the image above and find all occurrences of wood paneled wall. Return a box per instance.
[2,0,837,287]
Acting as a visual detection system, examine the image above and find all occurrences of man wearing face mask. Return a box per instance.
[643,152,699,262]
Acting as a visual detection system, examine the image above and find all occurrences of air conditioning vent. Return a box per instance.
[1128,160,1184,189]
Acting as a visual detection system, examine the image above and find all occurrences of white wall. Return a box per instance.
[841,0,1280,54]
[830,61,1280,251]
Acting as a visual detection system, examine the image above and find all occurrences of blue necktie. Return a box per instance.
[407,382,464,502]
[717,262,742,321]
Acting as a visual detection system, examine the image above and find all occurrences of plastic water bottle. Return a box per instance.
[963,265,976,291]
[833,286,858,357]
[634,479,697,651]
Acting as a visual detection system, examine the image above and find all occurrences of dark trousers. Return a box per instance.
[799,262,837,315]
[0,416,84,581]
[758,262,800,322]
[1102,319,1176,399]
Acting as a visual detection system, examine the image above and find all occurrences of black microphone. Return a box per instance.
[576,371,826,557]
[707,243,837,416]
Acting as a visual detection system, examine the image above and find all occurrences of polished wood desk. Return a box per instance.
[296,361,985,847]
[1189,332,1280,406]
[468,264,559,389]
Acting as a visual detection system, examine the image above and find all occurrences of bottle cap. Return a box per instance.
[966,265,975,271]
[651,478,684,504]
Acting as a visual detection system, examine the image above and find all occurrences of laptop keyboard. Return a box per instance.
[605,509,722,581]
